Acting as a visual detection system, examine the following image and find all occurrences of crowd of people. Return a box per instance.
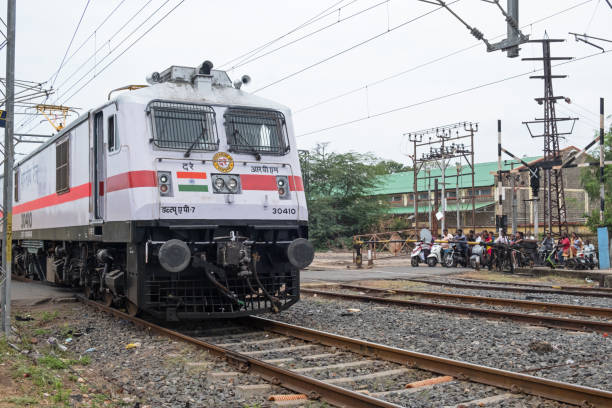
[436,228,597,267]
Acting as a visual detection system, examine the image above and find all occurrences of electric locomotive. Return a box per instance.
[1,61,314,320]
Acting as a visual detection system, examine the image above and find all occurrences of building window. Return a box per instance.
[417,192,429,200]
[108,114,119,152]
[445,190,457,198]
[389,195,402,202]
[56,137,70,194]
[476,188,491,196]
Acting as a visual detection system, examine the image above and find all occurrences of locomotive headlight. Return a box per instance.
[159,174,168,184]
[227,177,238,191]
[277,179,285,187]
[214,177,225,190]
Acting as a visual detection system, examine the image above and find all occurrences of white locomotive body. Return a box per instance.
[2,62,314,319]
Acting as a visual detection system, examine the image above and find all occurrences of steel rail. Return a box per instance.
[408,278,612,298]
[453,277,612,292]
[246,316,612,408]
[336,283,612,318]
[301,289,612,332]
[77,296,401,408]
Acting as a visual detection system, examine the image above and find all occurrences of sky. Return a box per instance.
[2,0,611,165]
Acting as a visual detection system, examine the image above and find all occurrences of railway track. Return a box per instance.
[407,278,612,298]
[301,288,612,332]
[334,283,612,318]
[453,277,612,292]
[78,296,612,407]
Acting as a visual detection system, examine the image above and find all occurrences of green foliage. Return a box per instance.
[580,125,612,231]
[300,144,393,249]
[372,160,411,175]
[39,311,58,322]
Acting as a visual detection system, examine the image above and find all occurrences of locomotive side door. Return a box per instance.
[92,111,106,221]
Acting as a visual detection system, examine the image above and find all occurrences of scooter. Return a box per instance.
[427,243,443,267]
[411,241,431,267]
[469,243,484,270]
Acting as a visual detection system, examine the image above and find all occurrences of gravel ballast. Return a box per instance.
[264,296,611,393]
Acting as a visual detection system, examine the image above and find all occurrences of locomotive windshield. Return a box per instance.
[149,101,219,151]
[224,108,289,155]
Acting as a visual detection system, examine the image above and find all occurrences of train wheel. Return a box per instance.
[126,301,139,317]
[103,292,113,307]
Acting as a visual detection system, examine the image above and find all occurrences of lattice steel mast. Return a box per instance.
[522,39,576,235]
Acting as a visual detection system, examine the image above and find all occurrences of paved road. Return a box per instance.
[10,280,77,305]
[301,265,469,283]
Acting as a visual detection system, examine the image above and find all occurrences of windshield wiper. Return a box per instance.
[184,127,208,158]
[232,129,261,161]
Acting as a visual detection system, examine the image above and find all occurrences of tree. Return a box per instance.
[580,125,612,231]
[373,160,411,175]
[299,144,389,249]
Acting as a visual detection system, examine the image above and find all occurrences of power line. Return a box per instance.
[47,0,128,85]
[253,1,459,93]
[53,0,158,100]
[51,0,93,89]
[59,0,185,105]
[16,0,156,133]
[294,0,596,114]
[229,0,389,71]
[219,0,356,69]
[296,49,612,138]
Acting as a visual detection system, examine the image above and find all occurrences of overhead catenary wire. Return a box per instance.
[294,0,596,114]
[229,0,390,71]
[296,49,612,138]
[16,0,156,132]
[58,0,186,106]
[253,0,460,94]
[46,0,128,85]
[51,0,93,89]
[219,0,357,69]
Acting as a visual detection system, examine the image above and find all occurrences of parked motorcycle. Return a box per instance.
[443,243,468,267]
[427,243,443,267]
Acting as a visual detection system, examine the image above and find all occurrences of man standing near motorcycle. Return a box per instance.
[455,229,469,259]
[557,233,571,263]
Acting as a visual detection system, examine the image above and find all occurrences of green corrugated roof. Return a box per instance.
[371,157,540,196]
[387,201,495,215]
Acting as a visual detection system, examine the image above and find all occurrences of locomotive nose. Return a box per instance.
[286,238,315,269]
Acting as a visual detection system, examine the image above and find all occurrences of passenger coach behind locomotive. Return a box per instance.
[3,60,314,320]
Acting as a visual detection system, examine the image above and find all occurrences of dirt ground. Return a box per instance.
[309,250,413,270]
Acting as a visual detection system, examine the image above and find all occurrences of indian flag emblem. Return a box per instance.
[176,172,208,192]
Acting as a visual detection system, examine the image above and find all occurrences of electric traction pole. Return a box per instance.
[2,0,15,337]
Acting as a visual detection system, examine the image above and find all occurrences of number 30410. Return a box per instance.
[272,208,296,215]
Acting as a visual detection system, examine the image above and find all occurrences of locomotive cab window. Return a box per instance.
[56,137,70,194]
[108,114,119,152]
[224,108,289,155]
[148,101,219,151]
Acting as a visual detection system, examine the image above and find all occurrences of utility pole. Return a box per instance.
[523,39,576,236]
[455,162,461,230]
[504,161,518,234]
[2,0,15,337]
[497,120,503,233]
[600,97,605,224]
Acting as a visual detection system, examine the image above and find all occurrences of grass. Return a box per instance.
[3,307,138,408]
[39,310,59,322]
[2,396,39,406]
